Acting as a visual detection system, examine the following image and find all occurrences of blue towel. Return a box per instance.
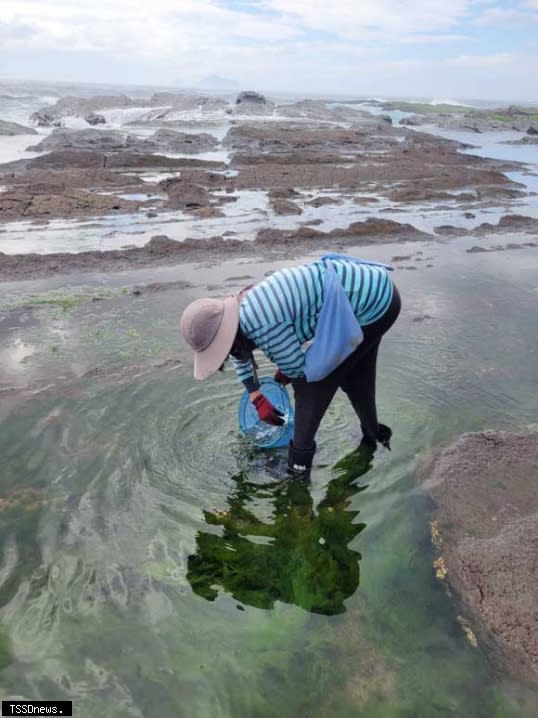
[303,254,393,382]
[304,261,363,382]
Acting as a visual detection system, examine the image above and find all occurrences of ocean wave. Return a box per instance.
[63,116,94,129]
[101,105,172,125]
[429,98,473,107]
[0,94,57,103]
[0,94,34,100]
[163,108,229,121]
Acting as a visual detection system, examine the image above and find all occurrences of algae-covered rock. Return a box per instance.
[419,430,538,683]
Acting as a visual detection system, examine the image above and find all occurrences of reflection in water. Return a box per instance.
[188,442,375,615]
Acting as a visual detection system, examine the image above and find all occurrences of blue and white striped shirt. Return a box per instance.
[231,259,393,386]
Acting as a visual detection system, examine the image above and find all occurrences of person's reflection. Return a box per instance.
[187,441,376,615]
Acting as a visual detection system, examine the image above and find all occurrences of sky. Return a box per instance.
[1,0,538,101]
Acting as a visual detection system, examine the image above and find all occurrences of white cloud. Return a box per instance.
[1,0,300,57]
[476,7,538,25]
[263,0,472,35]
[398,33,471,44]
[1,0,537,101]
[0,0,478,63]
[445,52,517,67]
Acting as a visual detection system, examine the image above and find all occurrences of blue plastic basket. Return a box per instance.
[238,377,295,449]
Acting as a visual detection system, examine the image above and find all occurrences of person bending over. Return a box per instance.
[180,256,401,479]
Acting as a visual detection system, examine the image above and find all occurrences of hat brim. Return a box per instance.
[193,294,240,380]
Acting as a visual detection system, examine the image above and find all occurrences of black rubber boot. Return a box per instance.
[361,423,392,450]
[287,441,316,480]
[377,423,392,449]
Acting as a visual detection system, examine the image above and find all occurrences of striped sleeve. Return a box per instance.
[230,355,255,387]
[252,322,305,378]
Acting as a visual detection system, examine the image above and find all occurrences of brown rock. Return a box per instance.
[334,218,430,238]
[6,150,224,173]
[255,218,429,245]
[256,226,325,244]
[419,431,538,683]
[0,119,38,136]
[143,129,218,154]
[271,199,302,215]
[146,235,182,253]
[474,214,538,235]
[223,123,390,154]
[162,179,212,210]
[434,225,469,237]
[85,112,106,126]
[0,189,139,220]
[307,196,342,207]
[160,171,233,192]
[190,207,225,219]
[268,188,301,199]
[388,188,477,203]
[26,128,139,152]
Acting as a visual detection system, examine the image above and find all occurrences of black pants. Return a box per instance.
[292,285,401,450]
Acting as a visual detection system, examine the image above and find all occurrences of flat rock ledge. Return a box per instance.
[419,431,538,684]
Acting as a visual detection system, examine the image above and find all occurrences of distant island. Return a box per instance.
[197,75,239,90]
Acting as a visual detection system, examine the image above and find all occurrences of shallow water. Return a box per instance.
[420,125,538,166]
[1,241,537,715]
[1,180,536,256]
[335,102,414,126]
[0,133,47,165]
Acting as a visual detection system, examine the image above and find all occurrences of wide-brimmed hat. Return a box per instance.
[180,295,240,380]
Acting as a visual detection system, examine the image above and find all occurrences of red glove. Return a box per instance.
[274,369,292,385]
[253,394,285,426]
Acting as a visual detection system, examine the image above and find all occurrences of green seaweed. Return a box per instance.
[380,101,538,124]
[381,101,475,114]
[488,113,538,123]
[0,287,130,313]
[187,443,373,615]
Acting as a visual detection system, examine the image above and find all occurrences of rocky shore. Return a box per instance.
[2,90,535,280]
[420,431,538,684]
[26,127,219,154]
[0,218,431,280]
